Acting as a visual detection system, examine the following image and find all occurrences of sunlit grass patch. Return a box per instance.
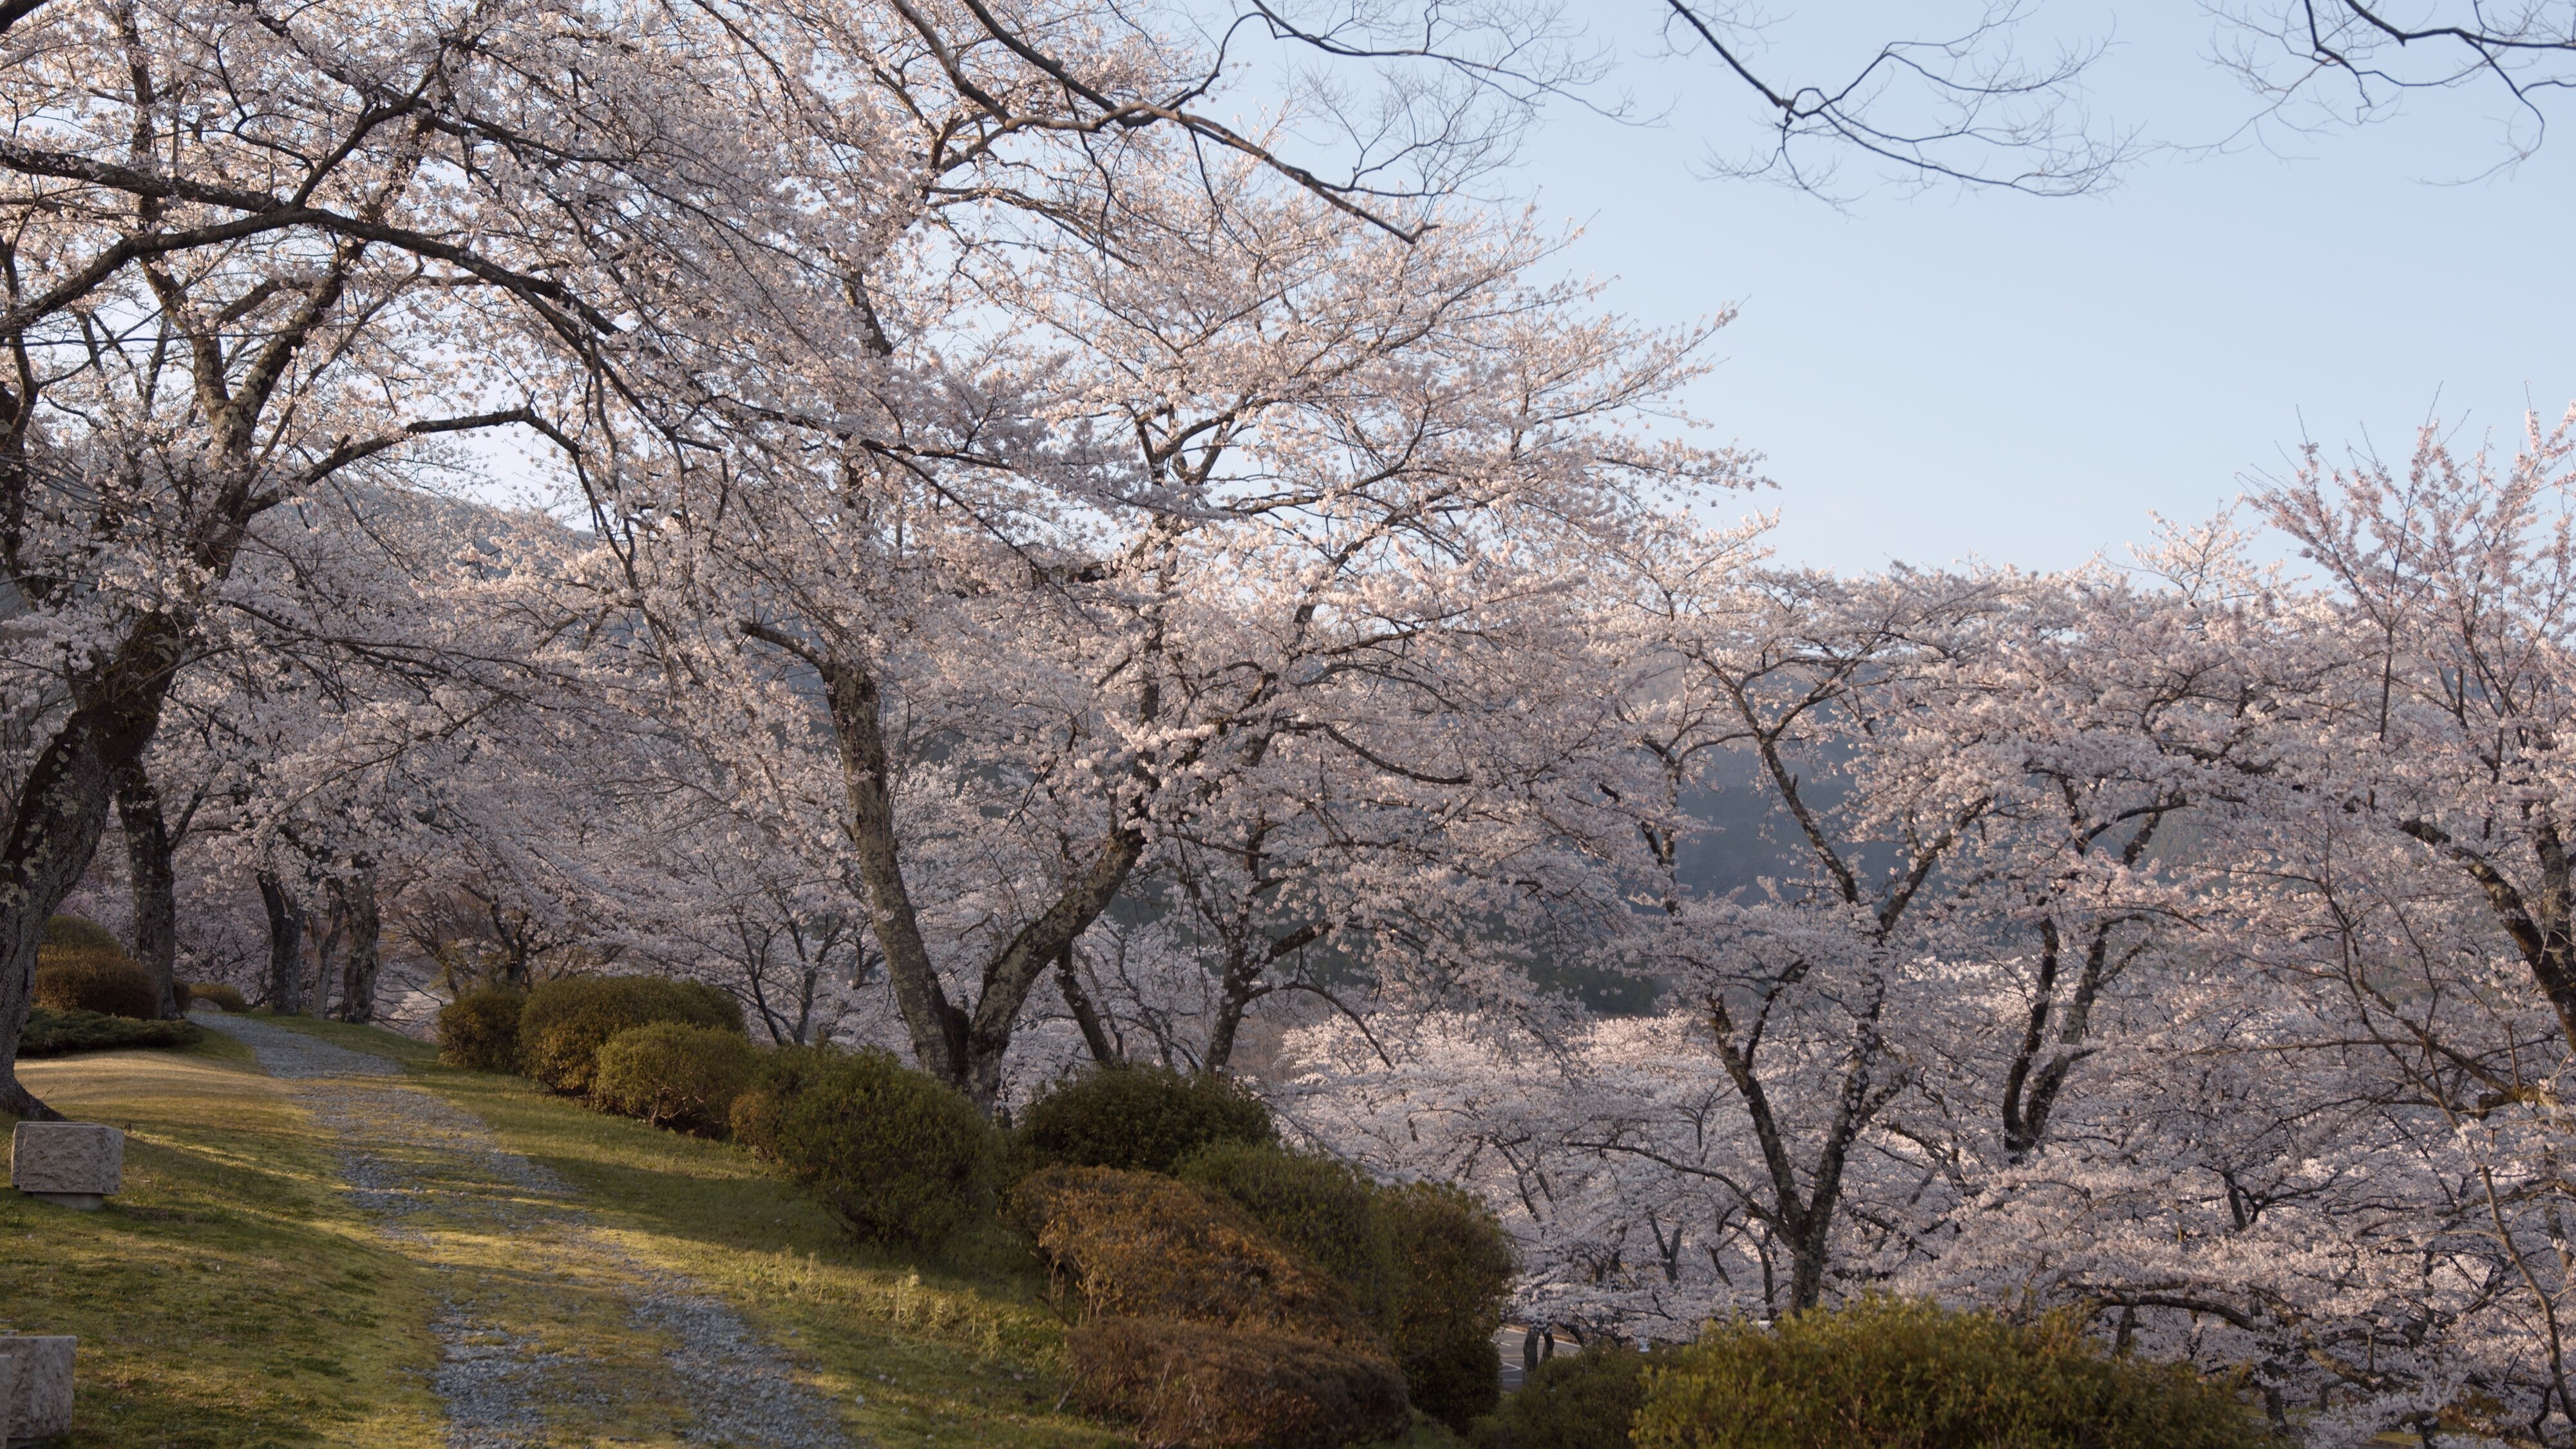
[2,1037,444,1448]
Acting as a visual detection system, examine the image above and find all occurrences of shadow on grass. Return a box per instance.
[3,1046,444,1448]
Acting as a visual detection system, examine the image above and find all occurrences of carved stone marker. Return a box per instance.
[9,1122,123,1209]
[0,1336,75,1444]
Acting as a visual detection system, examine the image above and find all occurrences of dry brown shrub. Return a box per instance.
[1007,1166,1370,1344]
[1066,1316,1410,1449]
[33,947,158,1018]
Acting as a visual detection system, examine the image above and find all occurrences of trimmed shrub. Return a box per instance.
[19,1007,202,1057]
[1066,1316,1410,1449]
[1633,1296,2272,1449]
[1382,1179,1517,1431]
[592,1022,757,1134]
[1470,1343,1654,1449]
[32,947,158,1019]
[1177,1142,1397,1320]
[1012,1064,1275,1177]
[43,914,123,951]
[1009,1166,1368,1343]
[516,976,742,1095]
[184,981,249,1013]
[437,985,528,1072]
[734,1045,990,1246]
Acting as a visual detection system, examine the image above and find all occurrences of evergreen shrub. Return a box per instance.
[43,915,123,951]
[733,1045,989,1245]
[437,984,529,1072]
[184,981,249,1013]
[1012,1063,1274,1177]
[1008,1165,1366,1342]
[19,1007,202,1057]
[592,1022,757,1134]
[1176,1142,1397,1320]
[1381,1179,1517,1430]
[516,975,741,1095]
[1633,1296,2272,1449]
[32,945,158,1019]
[1065,1316,1411,1449]
[1471,1342,1654,1449]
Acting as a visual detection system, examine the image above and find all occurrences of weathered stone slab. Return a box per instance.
[0,1336,75,1444]
[0,1350,16,1445]
[9,1123,122,1208]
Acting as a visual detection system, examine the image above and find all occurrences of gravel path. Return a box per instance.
[198,1012,852,1449]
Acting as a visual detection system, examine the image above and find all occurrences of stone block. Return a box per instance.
[9,1123,122,1208]
[0,1336,74,1444]
[0,1352,14,1446]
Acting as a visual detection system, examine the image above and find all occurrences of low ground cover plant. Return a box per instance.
[516,975,742,1095]
[1633,1296,2271,1448]
[592,1021,756,1134]
[19,1007,203,1057]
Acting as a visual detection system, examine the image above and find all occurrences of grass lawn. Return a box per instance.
[5,1017,1119,1448]
[1,1030,446,1448]
[252,1015,1119,1449]
[8,1016,1466,1448]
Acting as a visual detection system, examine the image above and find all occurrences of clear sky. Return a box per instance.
[1497,3,2576,575]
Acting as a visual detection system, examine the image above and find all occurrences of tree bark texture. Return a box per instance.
[331,865,381,1025]
[0,614,189,1119]
[807,642,1145,1110]
[114,759,180,1018]
[260,871,305,1015]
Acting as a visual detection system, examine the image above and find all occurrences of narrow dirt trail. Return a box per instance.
[198,1012,854,1449]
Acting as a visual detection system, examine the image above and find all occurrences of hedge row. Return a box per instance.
[1477,1300,2273,1449]
[19,1007,202,1057]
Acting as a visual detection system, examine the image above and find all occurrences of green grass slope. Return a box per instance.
[3,1017,1115,1448]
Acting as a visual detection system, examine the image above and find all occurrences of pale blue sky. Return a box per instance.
[1501,4,2576,574]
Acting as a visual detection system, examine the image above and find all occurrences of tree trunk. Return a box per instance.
[114,759,180,1018]
[1056,943,1117,1064]
[0,614,190,1119]
[312,902,343,1018]
[799,639,1146,1110]
[332,864,380,1025]
[260,871,306,1015]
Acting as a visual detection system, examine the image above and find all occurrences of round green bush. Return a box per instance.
[1177,1142,1397,1319]
[592,1022,757,1135]
[1012,1063,1276,1177]
[437,984,529,1072]
[1633,1296,2272,1449]
[1381,1180,1516,1430]
[43,914,124,952]
[734,1045,991,1247]
[1007,1165,1368,1343]
[32,945,158,1019]
[184,981,249,1013]
[516,976,743,1095]
[1470,1343,1653,1449]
